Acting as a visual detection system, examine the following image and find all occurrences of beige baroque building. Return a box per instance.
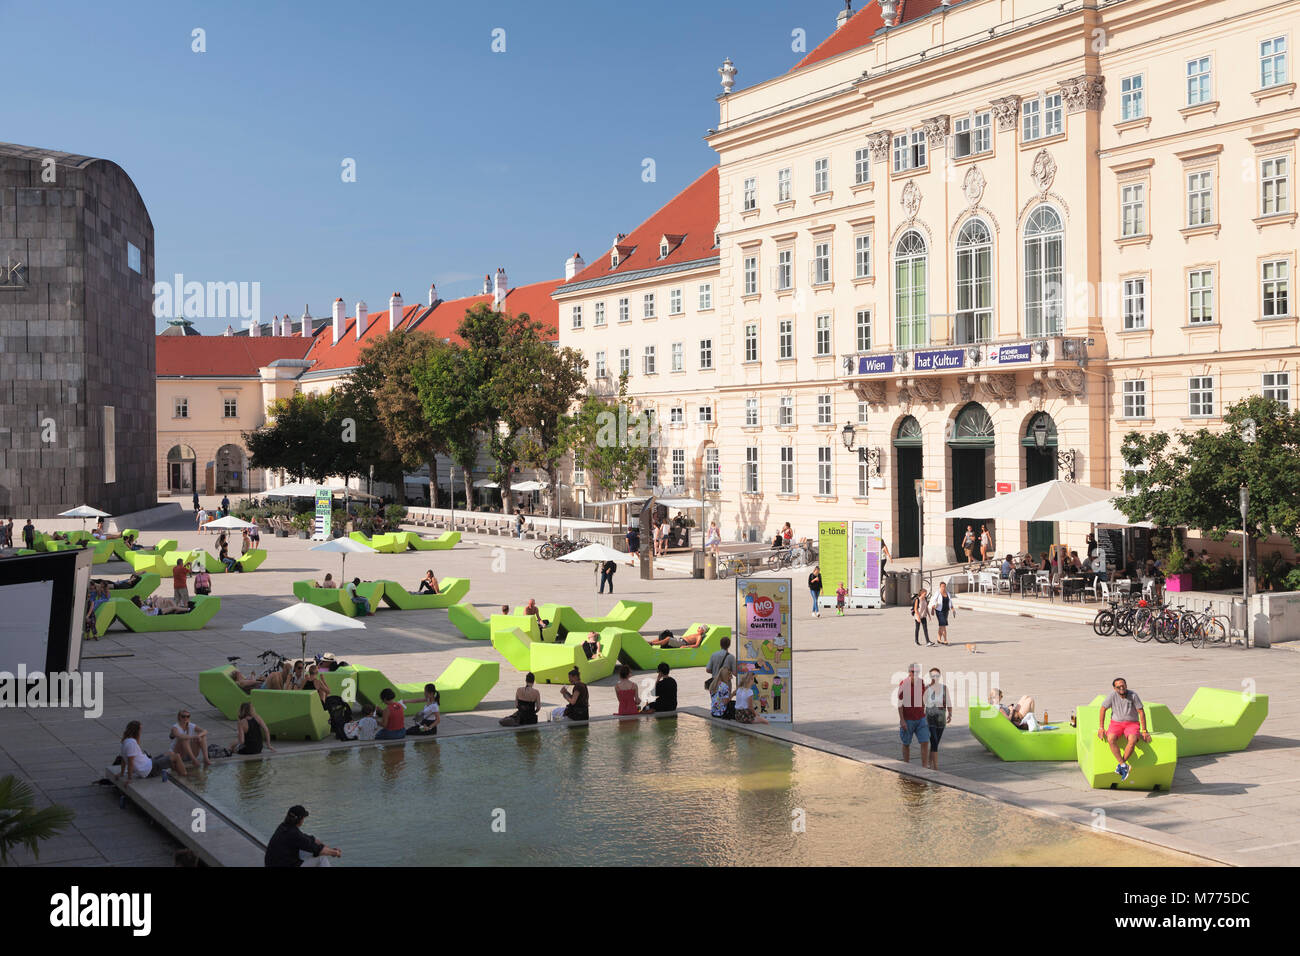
[696,0,1296,561]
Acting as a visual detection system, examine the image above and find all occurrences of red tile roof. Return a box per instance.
[156,335,312,377]
[792,1,965,72]
[559,167,719,289]
[302,303,429,374]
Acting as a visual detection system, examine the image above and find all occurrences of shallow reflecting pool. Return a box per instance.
[187,718,1199,866]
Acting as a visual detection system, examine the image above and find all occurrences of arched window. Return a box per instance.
[1023,205,1063,337]
[894,231,928,348]
[955,218,993,345]
[950,403,995,447]
[893,415,923,447]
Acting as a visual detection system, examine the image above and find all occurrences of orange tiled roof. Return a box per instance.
[792,1,964,71]
[156,335,311,377]
[303,302,429,374]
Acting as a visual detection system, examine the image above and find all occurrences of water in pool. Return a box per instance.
[187,719,1199,866]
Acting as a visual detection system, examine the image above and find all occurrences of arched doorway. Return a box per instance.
[215,444,245,493]
[166,445,196,494]
[949,403,995,559]
[1022,413,1059,560]
[894,416,923,558]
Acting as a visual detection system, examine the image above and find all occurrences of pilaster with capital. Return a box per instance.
[1057,75,1105,114]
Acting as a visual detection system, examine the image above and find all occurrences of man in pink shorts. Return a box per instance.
[1097,677,1150,781]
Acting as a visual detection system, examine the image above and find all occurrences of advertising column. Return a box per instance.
[735,577,792,722]
[313,488,332,540]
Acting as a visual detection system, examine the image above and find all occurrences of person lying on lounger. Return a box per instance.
[415,570,440,595]
[133,595,189,615]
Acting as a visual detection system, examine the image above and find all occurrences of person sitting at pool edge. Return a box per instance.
[231,701,274,755]
[500,673,541,726]
[264,805,342,868]
[614,665,641,716]
[559,667,589,721]
[344,704,379,741]
[640,663,678,714]
[375,688,406,740]
[408,683,441,736]
[416,570,440,595]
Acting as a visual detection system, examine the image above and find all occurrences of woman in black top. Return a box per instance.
[807,566,823,618]
[233,702,274,755]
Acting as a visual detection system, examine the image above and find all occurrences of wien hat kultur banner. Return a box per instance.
[735,577,792,722]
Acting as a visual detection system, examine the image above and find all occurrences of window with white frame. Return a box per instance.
[1261,156,1290,216]
[660,238,670,259]
[1024,205,1064,337]
[643,293,656,319]
[812,241,831,285]
[671,341,683,372]
[778,319,793,359]
[745,447,759,492]
[571,305,583,329]
[815,313,832,356]
[779,446,795,494]
[647,450,659,488]
[743,177,757,211]
[857,400,869,424]
[857,447,870,496]
[818,447,833,495]
[779,396,794,426]
[1187,169,1213,226]
[1189,376,1215,417]
[573,462,585,487]
[854,233,871,278]
[1186,56,1212,106]
[744,324,759,362]
[705,447,720,491]
[814,157,829,193]
[223,397,238,418]
[595,350,607,378]
[955,218,993,344]
[777,167,792,202]
[1122,277,1148,331]
[1263,259,1290,317]
[1188,270,1214,324]
[174,397,189,419]
[1022,92,1064,141]
[671,448,685,488]
[643,345,656,374]
[669,288,683,315]
[745,398,759,426]
[743,255,758,295]
[618,347,630,377]
[699,338,714,369]
[1261,36,1288,89]
[776,248,793,290]
[817,393,832,425]
[952,111,992,158]
[894,230,929,348]
[594,301,605,326]
[892,129,926,172]
[1122,379,1148,418]
[854,147,871,185]
[618,298,630,323]
[1263,371,1292,410]
[1121,183,1147,237]
[856,309,872,352]
[669,406,683,425]
[698,283,713,310]
[1120,74,1145,120]
[698,403,713,424]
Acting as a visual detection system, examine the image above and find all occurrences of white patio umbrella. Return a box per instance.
[242,602,366,662]
[1037,498,1153,527]
[59,505,110,532]
[203,515,259,531]
[944,480,1115,521]
[558,542,629,615]
[310,537,374,580]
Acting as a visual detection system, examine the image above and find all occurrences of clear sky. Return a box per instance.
[5,0,850,333]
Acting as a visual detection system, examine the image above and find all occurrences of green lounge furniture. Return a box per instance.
[348,531,407,553]
[447,603,491,640]
[1077,697,1178,791]
[617,623,731,670]
[122,550,164,573]
[194,548,268,573]
[292,580,384,617]
[491,626,621,684]
[967,699,1078,761]
[1146,687,1269,757]
[348,659,499,715]
[91,601,119,639]
[491,612,546,641]
[127,547,196,576]
[106,572,162,604]
[405,531,460,550]
[377,577,471,610]
[250,688,331,741]
[100,595,221,633]
[89,539,118,565]
[200,665,254,720]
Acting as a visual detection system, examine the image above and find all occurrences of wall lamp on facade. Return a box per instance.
[1036,340,1050,359]
[1033,420,1049,450]
[841,422,857,451]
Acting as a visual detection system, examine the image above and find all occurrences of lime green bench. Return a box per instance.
[376,577,470,610]
[348,531,407,553]
[105,572,161,604]
[491,626,621,684]
[1146,687,1268,757]
[617,623,731,670]
[99,595,221,633]
[967,699,1078,761]
[199,665,255,720]
[405,531,460,550]
[250,688,331,741]
[447,603,491,640]
[292,580,384,616]
[1077,697,1177,791]
[344,659,499,715]
[193,548,268,573]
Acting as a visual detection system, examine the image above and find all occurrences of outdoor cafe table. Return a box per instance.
[1061,576,1087,602]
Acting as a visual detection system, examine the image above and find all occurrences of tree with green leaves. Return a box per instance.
[568,374,652,501]
[512,340,588,516]
[0,775,74,864]
[412,343,484,519]
[244,391,338,482]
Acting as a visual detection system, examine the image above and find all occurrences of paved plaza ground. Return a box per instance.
[5,503,1298,866]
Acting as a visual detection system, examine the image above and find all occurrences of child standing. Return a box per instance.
[835,582,847,616]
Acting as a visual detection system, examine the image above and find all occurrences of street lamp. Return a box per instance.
[1033,419,1049,451]
[914,479,925,590]
[1240,483,1250,648]
[841,422,857,451]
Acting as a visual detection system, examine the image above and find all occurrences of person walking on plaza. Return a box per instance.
[808,565,823,617]
[912,586,933,646]
[896,664,930,765]
[705,521,721,557]
[625,525,640,568]
[172,557,190,604]
[835,581,847,616]
[924,668,951,771]
[23,519,35,550]
[1,518,11,549]
[599,558,616,594]
[961,525,976,564]
[220,494,230,516]
[879,539,891,598]
[929,581,956,645]
[1097,677,1150,781]
[192,491,200,512]
[980,524,993,564]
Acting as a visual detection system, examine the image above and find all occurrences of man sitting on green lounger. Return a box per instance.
[647,624,708,649]
[347,577,375,616]
[1098,677,1150,782]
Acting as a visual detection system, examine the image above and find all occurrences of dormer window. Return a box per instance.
[611,242,635,268]
[659,239,669,258]
[659,234,684,260]
[611,250,620,268]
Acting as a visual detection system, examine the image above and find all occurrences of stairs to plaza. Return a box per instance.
[956,591,1095,626]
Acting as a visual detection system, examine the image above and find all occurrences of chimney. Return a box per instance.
[428,283,438,307]
[565,252,585,280]
[354,301,367,340]
[389,291,403,331]
[332,298,345,345]
[223,325,234,337]
[250,317,261,337]
[837,1,852,29]
[493,267,509,309]
[276,314,285,336]
[301,305,311,337]
[482,274,493,295]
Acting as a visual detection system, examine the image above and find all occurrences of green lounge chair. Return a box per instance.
[199,665,253,720]
[377,577,470,610]
[236,549,267,572]
[350,659,499,715]
[491,612,545,641]
[91,601,119,638]
[1076,697,1177,791]
[405,531,460,550]
[89,539,118,565]
[491,626,621,684]
[617,623,731,670]
[250,688,331,741]
[122,550,164,573]
[1146,687,1269,757]
[348,531,406,553]
[100,595,221,633]
[291,580,384,617]
[107,572,161,604]
[967,699,1077,761]
[447,603,491,640]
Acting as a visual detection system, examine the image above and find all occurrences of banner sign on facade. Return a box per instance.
[988,343,1033,365]
[912,348,965,372]
[857,354,895,375]
[850,520,882,604]
[314,488,331,539]
[736,577,792,723]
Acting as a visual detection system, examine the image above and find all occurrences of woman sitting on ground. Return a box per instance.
[734,673,769,725]
[415,570,440,595]
[374,688,406,740]
[500,673,541,727]
[614,665,641,716]
[344,704,379,741]
[120,720,185,782]
[231,702,274,755]
[407,684,440,736]
[709,666,735,720]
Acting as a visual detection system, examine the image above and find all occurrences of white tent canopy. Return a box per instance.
[1037,497,1153,527]
[944,480,1115,522]
[242,602,366,661]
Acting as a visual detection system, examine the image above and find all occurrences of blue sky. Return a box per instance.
[5,0,846,333]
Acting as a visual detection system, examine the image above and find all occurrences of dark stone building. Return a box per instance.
[0,142,156,518]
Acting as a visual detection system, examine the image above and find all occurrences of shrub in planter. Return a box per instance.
[384,504,408,527]
[1190,562,1213,591]
[291,512,314,538]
